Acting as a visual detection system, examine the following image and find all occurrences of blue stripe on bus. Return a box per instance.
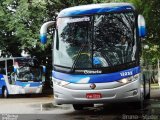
[52,66,140,83]
[40,34,47,44]
[15,81,41,87]
[138,26,146,37]
[0,74,6,95]
[58,6,134,17]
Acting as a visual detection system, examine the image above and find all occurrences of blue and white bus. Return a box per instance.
[0,57,45,98]
[40,3,150,110]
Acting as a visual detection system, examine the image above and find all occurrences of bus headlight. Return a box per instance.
[53,78,70,87]
[118,74,139,84]
[119,78,129,84]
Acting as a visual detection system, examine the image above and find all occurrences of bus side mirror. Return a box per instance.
[138,15,146,38]
[40,21,55,44]
[13,67,17,73]
[42,66,46,73]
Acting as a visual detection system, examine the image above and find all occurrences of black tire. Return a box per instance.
[133,101,144,109]
[143,75,150,99]
[146,79,151,99]
[143,75,146,99]
[73,104,94,110]
[133,78,145,109]
[73,104,84,110]
[2,87,8,98]
[25,94,32,97]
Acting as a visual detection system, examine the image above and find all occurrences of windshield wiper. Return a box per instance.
[70,42,87,72]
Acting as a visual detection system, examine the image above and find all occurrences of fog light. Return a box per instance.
[54,94,58,98]
[133,90,138,95]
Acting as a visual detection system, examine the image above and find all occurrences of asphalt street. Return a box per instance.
[0,89,160,120]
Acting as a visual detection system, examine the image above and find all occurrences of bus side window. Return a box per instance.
[7,60,15,84]
[0,61,6,75]
[7,60,13,76]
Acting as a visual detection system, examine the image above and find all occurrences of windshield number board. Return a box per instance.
[120,71,133,77]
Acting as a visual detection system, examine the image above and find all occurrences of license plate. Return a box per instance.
[26,89,33,93]
[86,93,102,99]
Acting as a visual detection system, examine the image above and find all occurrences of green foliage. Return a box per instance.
[0,0,160,65]
[134,0,160,64]
[0,0,94,57]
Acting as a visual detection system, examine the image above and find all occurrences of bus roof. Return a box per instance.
[58,3,135,17]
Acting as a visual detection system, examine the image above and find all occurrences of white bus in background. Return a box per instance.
[0,57,46,98]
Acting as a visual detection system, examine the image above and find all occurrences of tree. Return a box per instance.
[1,0,160,87]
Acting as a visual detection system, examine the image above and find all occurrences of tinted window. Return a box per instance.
[0,61,6,74]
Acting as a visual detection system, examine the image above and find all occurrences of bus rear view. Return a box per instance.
[40,3,147,110]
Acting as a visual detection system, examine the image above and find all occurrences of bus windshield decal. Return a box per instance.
[68,17,90,23]
[84,70,102,74]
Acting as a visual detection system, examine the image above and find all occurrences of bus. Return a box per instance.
[0,57,46,98]
[40,3,150,110]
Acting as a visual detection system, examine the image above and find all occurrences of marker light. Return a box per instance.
[53,78,70,87]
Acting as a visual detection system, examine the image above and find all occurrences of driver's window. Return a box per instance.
[7,60,14,84]
[7,60,13,76]
[0,61,6,75]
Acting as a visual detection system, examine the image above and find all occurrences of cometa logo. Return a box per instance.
[84,70,102,74]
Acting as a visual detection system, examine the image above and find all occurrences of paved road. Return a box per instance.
[0,89,160,120]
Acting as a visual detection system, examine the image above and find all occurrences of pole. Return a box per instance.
[158,59,160,86]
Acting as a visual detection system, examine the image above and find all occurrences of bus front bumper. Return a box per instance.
[54,80,142,104]
[8,85,42,94]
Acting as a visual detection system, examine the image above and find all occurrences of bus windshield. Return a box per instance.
[15,58,41,81]
[55,12,136,70]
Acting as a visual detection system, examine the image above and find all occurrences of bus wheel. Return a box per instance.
[2,87,8,98]
[73,104,94,110]
[133,101,143,109]
[146,91,150,99]
[146,82,151,99]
